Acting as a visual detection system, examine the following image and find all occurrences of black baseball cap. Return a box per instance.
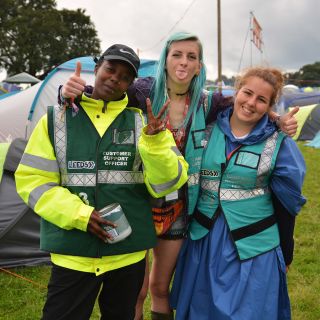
[101,44,140,77]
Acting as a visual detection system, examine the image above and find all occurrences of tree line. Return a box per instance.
[284,62,320,87]
[0,0,101,79]
[1,1,319,87]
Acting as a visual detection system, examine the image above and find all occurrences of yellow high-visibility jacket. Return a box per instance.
[15,93,188,274]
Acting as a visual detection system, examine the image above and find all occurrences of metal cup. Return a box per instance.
[99,203,132,244]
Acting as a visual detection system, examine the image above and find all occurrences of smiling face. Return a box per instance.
[92,60,135,101]
[232,76,274,129]
[165,40,201,88]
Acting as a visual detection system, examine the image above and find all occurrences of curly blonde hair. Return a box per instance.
[234,67,284,107]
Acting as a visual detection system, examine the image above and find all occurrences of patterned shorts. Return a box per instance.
[158,211,188,240]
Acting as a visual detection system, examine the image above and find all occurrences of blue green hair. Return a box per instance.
[150,31,207,115]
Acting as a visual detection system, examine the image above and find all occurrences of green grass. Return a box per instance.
[287,143,320,320]
[0,143,319,319]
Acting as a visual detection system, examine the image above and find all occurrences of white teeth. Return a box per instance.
[242,106,253,114]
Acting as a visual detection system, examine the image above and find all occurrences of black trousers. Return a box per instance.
[42,258,146,320]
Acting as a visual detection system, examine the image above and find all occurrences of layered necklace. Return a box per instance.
[165,90,191,151]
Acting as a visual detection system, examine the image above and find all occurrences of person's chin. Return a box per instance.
[104,93,124,102]
[100,88,119,101]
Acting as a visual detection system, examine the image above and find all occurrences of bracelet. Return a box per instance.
[58,85,67,106]
[274,115,281,127]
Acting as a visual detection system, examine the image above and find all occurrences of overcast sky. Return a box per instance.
[56,0,319,80]
[2,0,319,81]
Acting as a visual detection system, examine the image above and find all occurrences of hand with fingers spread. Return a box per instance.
[278,106,299,137]
[145,98,170,135]
[62,61,86,99]
[87,210,117,243]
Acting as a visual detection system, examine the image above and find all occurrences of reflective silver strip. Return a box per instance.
[220,187,270,201]
[203,89,209,114]
[256,131,278,187]
[132,113,144,171]
[188,173,200,186]
[28,182,59,210]
[201,179,220,192]
[52,107,145,185]
[150,161,183,193]
[60,170,145,186]
[20,153,59,173]
[171,146,182,156]
[62,173,96,186]
[98,170,144,184]
[53,106,68,185]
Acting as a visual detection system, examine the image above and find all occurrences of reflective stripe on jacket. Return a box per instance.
[190,123,286,260]
[16,97,188,257]
[184,90,213,215]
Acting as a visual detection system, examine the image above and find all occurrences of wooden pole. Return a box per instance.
[250,11,253,67]
[217,0,222,93]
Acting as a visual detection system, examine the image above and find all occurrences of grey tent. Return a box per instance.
[4,72,40,84]
[0,138,50,268]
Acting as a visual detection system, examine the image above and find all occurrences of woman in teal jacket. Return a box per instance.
[170,66,306,320]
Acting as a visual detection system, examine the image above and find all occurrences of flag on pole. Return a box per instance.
[252,15,263,51]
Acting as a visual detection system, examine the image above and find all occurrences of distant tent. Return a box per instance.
[306,131,320,148]
[292,104,320,141]
[138,59,158,77]
[0,57,158,142]
[275,91,320,114]
[1,82,22,93]
[283,84,300,93]
[4,72,40,84]
[0,86,8,95]
[0,138,50,268]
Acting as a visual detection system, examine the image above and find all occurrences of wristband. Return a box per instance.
[274,115,281,128]
[58,85,67,106]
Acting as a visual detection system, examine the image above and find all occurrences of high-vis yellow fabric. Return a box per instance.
[15,93,188,273]
[139,126,189,198]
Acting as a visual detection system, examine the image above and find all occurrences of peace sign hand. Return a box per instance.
[145,98,170,135]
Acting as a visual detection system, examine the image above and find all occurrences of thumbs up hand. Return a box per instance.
[277,106,299,137]
[62,61,86,99]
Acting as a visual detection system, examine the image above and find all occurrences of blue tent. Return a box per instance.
[0,56,158,142]
[276,91,320,112]
[28,56,158,121]
[306,131,320,148]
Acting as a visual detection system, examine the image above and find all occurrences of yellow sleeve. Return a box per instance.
[15,115,94,231]
[138,127,189,198]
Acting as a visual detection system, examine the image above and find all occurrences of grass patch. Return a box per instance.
[0,143,319,319]
[287,143,320,320]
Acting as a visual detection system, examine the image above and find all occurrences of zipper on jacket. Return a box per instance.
[95,137,103,258]
[102,101,108,113]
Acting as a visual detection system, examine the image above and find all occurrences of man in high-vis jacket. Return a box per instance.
[15,44,188,320]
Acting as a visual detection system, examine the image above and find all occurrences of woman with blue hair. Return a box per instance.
[59,32,298,320]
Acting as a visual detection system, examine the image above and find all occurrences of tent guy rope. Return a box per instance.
[0,267,47,289]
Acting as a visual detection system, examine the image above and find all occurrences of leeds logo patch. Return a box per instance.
[68,161,95,169]
[201,169,219,177]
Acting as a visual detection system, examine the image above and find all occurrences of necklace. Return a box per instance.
[167,87,189,96]
[165,94,190,151]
